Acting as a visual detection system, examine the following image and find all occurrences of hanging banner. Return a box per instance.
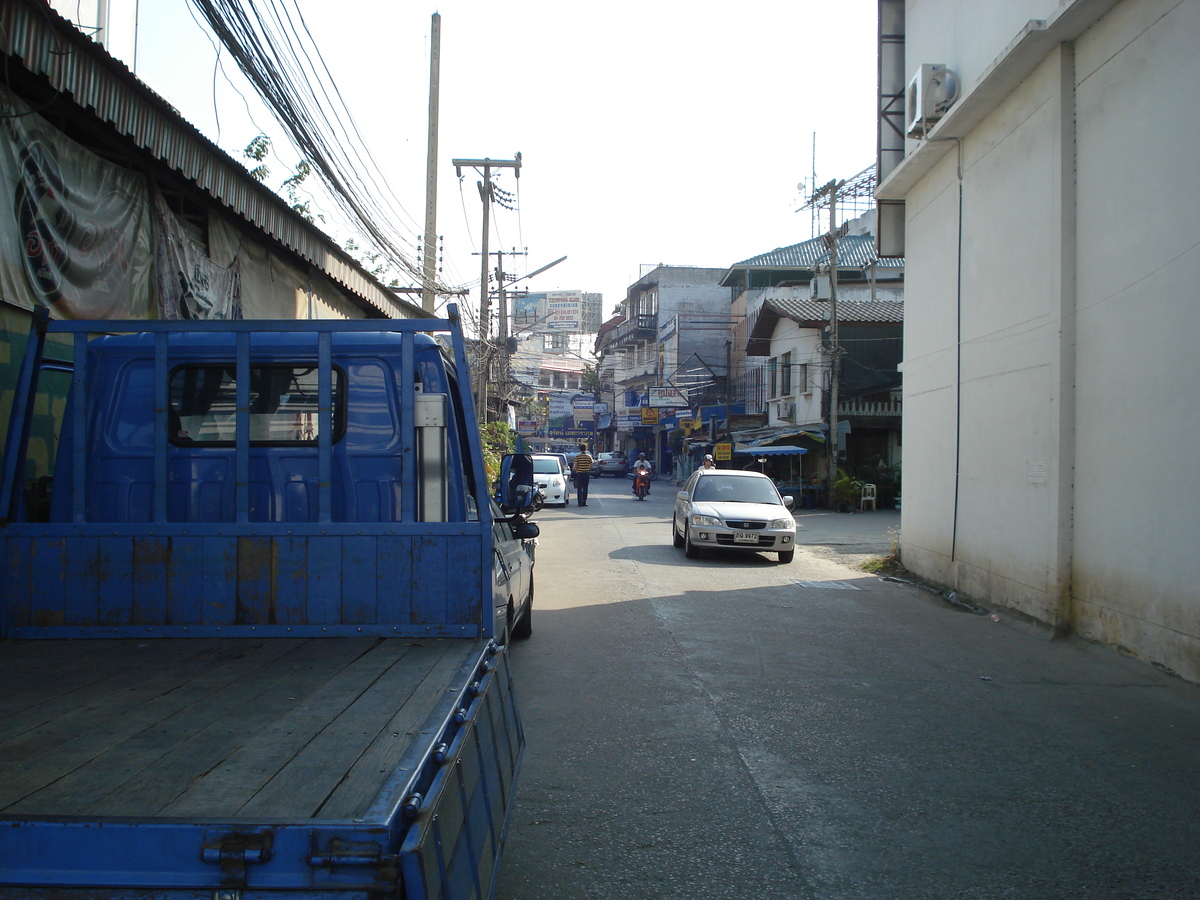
[0,86,153,318]
[547,391,596,442]
[153,192,241,319]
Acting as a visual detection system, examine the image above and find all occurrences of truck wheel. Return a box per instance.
[684,525,700,559]
[512,577,533,639]
[672,515,685,548]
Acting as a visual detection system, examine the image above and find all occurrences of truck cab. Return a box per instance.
[4,313,536,641]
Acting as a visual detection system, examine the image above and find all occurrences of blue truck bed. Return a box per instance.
[0,635,524,896]
[0,311,529,898]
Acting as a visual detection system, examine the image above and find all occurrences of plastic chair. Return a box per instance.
[860,483,877,511]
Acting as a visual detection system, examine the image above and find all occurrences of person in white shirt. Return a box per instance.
[631,452,652,495]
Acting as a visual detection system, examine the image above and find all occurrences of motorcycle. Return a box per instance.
[632,469,651,501]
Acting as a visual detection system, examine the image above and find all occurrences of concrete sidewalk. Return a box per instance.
[793,507,900,566]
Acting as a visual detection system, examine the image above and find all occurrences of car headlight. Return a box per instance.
[767,517,795,529]
[690,514,721,527]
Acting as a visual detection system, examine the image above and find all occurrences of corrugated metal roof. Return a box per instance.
[0,2,426,320]
[764,297,904,325]
[732,234,904,270]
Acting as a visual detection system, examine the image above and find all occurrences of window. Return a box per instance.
[169,365,342,444]
[798,363,809,393]
[780,352,792,396]
[768,357,778,399]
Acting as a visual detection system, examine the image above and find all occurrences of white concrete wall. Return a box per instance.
[765,318,824,427]
[659,271,732,371]
[898,0,1200,680]
[1071,0,1200,677]
[906,0,1065,99]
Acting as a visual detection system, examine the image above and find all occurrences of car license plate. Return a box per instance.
[733,531,759,544]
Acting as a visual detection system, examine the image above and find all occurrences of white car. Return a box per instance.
[672,469,797,563]
[532,454,572,506]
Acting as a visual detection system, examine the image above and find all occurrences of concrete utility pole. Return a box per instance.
[807,176,845,509]
[452,154,522,419]
[827,185,842,510]
[421,13,441,313]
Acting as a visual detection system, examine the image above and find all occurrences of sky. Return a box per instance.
[108,1,880,323]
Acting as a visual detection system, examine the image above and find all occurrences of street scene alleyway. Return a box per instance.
[498,478,1200,899]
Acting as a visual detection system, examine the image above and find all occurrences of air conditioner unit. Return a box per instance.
[778,398,794,421]
[906,64,958,137]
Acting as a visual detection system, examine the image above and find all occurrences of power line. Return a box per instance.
[185,0,460,297]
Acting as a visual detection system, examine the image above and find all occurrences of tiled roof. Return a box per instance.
[764,297,904,325]
[732,234,903,270]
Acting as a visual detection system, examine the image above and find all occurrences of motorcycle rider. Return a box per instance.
[631,452,652,496]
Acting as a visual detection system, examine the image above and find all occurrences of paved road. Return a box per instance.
[497,476,1200,899]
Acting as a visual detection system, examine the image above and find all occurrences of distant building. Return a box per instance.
[723,212,903,417]
[594,265,730,461]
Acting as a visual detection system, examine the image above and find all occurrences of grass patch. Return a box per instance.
[860,526,904,576]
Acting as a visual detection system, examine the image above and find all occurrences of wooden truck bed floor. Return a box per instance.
[0,636,480,822]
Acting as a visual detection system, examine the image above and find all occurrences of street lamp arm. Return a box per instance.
[507,255,567,288]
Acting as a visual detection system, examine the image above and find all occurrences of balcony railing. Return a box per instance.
[608,314,657,349]
[838,397,902,417]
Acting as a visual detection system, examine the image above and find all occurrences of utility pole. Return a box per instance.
[804,165,875,509]
[421,13,441,313]
[827,184,842,510]
[494,248,523,415]
[452,154,522,419]
[491,248,528,344]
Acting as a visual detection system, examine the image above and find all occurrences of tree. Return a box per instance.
[242,135,320,223]
[581,362,602,396]
[479,421,516,486]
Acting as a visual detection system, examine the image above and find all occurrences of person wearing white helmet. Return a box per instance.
[702,454,716,469]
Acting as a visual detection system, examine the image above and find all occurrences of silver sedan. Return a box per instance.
[672,469,798,563]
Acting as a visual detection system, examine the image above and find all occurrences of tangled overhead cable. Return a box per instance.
[186,0,455,296]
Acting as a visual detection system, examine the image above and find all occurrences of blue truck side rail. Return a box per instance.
[0,307,526,899]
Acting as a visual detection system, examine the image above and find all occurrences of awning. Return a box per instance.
[731,423,827,446]
[733,445,807,457]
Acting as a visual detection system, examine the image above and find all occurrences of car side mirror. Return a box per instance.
[677,490,689,500]
[516,521,539,540]
[498,453,536,512]
[784,495,795,510]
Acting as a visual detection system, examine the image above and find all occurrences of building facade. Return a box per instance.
[723,217,904,418]
[594,266,730,462]
[877,0,1200,680]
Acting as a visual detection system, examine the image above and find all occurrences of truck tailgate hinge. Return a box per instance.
[202,830,274,896]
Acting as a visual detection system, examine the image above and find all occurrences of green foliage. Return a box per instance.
[832,469,864,507]
[242,134,320,224]
[282,159,319,223]
[581,362,602,396]
[872,463,901,506]
[344,238,395,283]
[861,526,905,575]
[480,421,516,485]
[244,134,271,182]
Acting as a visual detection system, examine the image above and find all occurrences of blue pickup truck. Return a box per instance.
[0,307,534,899]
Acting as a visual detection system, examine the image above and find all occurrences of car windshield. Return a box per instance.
[532,458,562,474]
[692,475,781,505]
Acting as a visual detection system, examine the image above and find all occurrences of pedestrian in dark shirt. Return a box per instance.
[572,443,594,506]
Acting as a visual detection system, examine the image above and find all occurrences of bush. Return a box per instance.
[480,422,516,485]
[832,469,863,510]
